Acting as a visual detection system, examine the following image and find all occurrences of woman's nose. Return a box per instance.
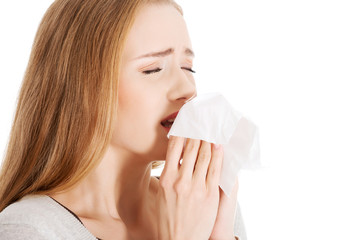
[167,67,197,103]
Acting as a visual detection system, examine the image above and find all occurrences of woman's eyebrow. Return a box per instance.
[133,47,194,60]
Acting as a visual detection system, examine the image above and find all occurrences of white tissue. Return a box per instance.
[167,92,260,197]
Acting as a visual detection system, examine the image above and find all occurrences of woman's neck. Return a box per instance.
[49,144,159,232]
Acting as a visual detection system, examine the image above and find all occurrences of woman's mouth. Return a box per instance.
[161,111,178,131]
[161,118,175,128]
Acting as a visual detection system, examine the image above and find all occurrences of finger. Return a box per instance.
[163,136,184,174]
[193,141,212,184]
[178,138,201,180]
[206,144,224,190]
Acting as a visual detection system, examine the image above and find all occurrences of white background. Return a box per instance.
[1,1,359,239]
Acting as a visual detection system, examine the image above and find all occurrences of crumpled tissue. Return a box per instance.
[167,92,260,197]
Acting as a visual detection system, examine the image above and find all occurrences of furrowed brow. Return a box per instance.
[134,47,194,60]
[184,48,195,57]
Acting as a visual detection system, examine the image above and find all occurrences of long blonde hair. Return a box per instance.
[0,0,182,212]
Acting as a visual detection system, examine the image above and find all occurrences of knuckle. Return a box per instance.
[174,179,191,195]
[185,139,199,152]
[207,167,219,182]
[159,177,173,190]
[209,166,217,177]
[198,150,211,161]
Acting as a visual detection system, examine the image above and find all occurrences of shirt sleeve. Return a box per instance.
[234,201,247,240]
[0,224,47,240]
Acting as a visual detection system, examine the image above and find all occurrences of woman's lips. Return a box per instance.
[161,111,179,122]
[161,111,179,132]
[161,124,171,132]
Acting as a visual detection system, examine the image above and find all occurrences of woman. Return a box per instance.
[0,0,244,239]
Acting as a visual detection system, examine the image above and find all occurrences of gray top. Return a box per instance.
[0,194,247,240]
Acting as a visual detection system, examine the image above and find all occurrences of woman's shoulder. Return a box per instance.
[0,195,51,224]
[0,194,97,239]
[0,195,53,239]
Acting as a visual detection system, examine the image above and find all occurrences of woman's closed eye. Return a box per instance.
[142,68,162,75]
[182,67,196,73]
[142,67,196,75]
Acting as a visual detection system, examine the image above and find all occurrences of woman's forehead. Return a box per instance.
[122,4,192,60]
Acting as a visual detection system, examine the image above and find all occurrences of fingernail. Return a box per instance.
[214,144,220,149]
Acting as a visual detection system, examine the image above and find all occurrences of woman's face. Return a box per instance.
[111,4,196,161]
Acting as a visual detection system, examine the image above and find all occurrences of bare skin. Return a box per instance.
[49,4,238,240]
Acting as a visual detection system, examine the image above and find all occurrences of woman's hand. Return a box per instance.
[209,179,239,240]
[156,136,224,240]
